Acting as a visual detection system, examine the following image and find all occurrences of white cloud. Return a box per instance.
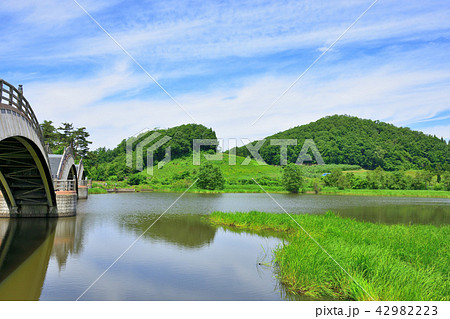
[2,1,449,149]
[420,125,450,140]
[3,0,450,65]
[24,54,449,149]
[1,0,118,27]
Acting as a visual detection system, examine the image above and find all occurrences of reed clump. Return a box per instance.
[210,211,449,301]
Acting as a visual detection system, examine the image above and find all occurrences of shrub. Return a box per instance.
[127,173,144,186]
[282,163,303,193]
[367,166,386,189]
[197,163,225,190]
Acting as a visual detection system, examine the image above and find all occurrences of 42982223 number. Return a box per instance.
[376,305,438,316]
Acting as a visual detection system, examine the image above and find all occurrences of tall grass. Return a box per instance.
[210,211,449,301]
[88,187,107,194]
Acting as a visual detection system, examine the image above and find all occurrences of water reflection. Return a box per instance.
[337,205,449,225]
[0,214,87,300]
[52,215,86,270]
[115,214,319,301]
[118,214,216,248]
[0,218,57,300]
[102,192,450,225]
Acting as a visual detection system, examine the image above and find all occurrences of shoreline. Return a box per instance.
[89,186,450,198]
[209,211,449,301]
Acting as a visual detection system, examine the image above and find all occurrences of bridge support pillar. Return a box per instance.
[16,205,56,217]
[0,193,58,217]
[78,186,88,199]
[56,191,77,217]
[0,193,8,217]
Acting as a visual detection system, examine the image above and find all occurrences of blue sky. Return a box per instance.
[1,0,449,149]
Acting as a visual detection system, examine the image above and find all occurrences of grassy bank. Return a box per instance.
[90,181,448,198]
[88,187,108,194]
[210,211,449,301]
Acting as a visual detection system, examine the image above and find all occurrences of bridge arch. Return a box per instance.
[76,159,85,182]
[48,147,78,194]
[56,147,77,182]
[0,79,57,216]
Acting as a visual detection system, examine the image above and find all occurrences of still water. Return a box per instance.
[0,193,448,300]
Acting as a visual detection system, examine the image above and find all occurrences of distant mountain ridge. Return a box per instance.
[236,115,449,170]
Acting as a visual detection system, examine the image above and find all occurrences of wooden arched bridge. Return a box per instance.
[0,79,89,217]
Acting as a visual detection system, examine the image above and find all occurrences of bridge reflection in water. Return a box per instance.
[0,215,85,300]
[0,218,56,300]
[0,213,217,300]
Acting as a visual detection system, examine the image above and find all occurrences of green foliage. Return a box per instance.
[324,168,361,190]
[197,163,225,190]
[84,123,217,180]
[126,124,217,168]
[442,171,450,191]
[324,168,342,188]
[127,174,144,186]
[41,120,59,150]
[384,171,409,190]
[87,146,447,195]
[281,163,303,193]
[40,120,92,159]
[236,115,449,170]
[322,166,446,191]
[210,211,450,301]
[411,170,433,190]
[367,166,386,189]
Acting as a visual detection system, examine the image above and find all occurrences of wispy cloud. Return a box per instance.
[1,0,449,148]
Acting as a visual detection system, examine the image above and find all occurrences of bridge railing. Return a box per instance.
[78,179,93,188]
[54,180,76,192]
[0,79,44,145]
[79,180,88,187]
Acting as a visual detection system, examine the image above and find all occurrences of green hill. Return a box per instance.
[85,123,217,181]
[84,116,449,195]
[236,115,449,170]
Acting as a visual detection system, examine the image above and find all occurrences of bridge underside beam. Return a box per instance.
[0,138,57,217]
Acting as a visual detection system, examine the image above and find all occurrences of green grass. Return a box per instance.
[210,211,449,301]
[143,153,362,179]
[143,153,283,180]
[88,187,108,194]
[223,184,285,193]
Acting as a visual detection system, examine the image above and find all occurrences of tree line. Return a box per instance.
[322,166,450,191]
[40,121,92,159]
[279,164,450,193]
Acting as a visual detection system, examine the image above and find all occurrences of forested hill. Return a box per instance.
[236,115,449,170]
[85,124,217,180]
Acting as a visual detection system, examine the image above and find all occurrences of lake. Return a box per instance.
[0,193,448,300]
